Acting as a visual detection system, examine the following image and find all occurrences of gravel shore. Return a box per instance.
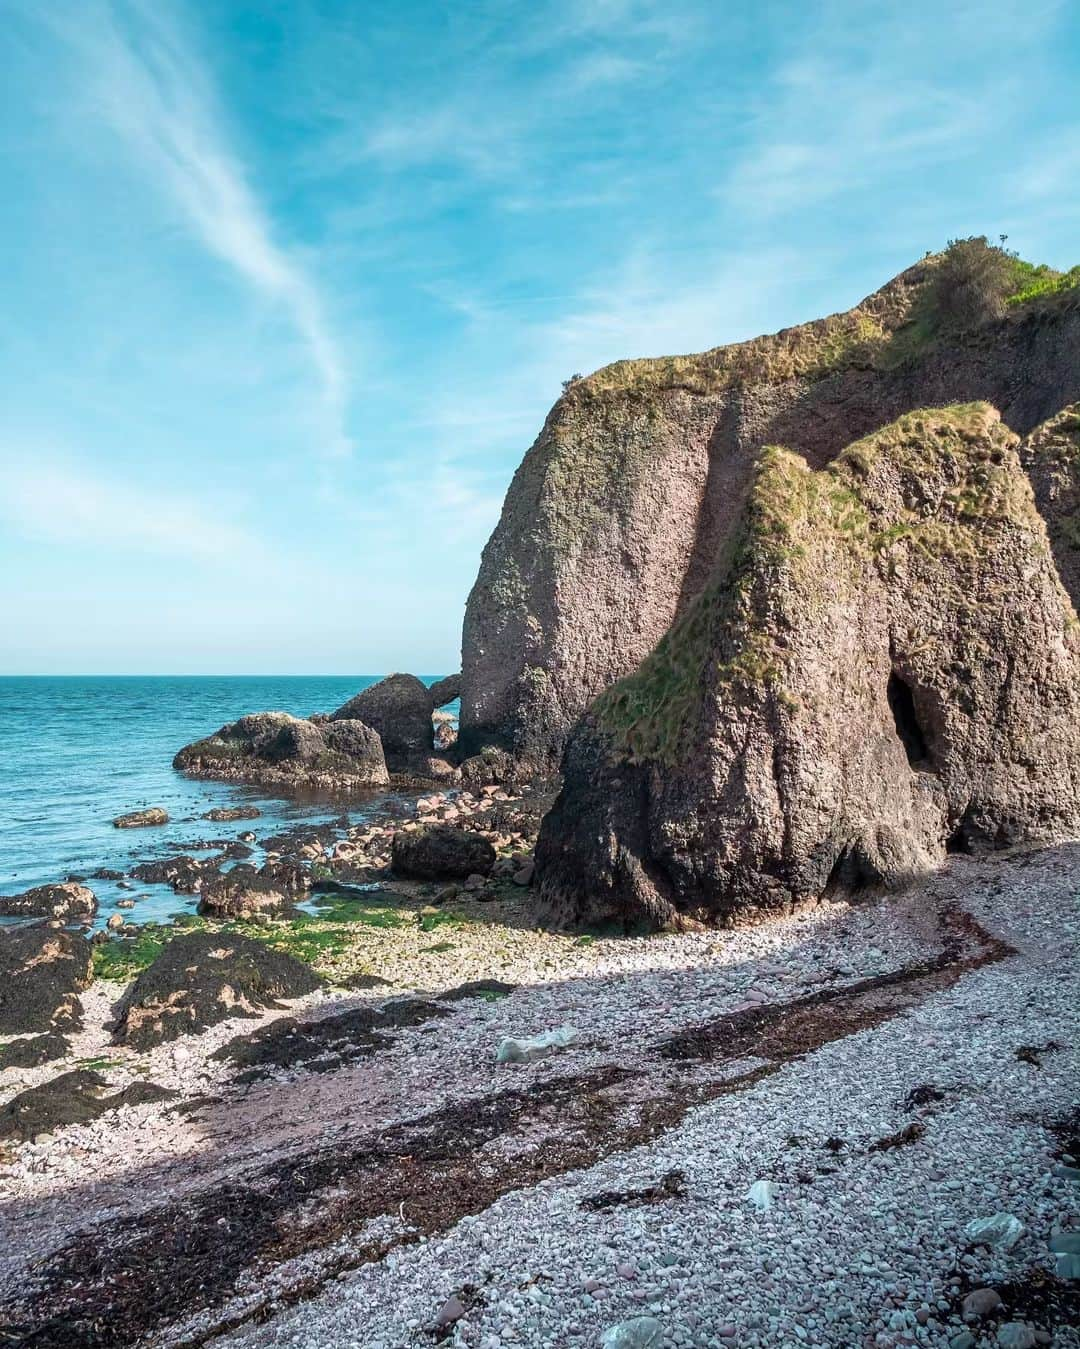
[1,844,1078,1349]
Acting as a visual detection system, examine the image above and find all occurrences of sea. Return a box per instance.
[0,676,453,929]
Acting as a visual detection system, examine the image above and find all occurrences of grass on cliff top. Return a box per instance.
[594,402,1034,766]
[575,242,1078,400]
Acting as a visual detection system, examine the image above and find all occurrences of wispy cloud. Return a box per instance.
[0,456,266,564]
[39,0,351,458]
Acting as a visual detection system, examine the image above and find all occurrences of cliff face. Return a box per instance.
[460,264,1080,770]
[533,405,1080,929]
[1021,404,1080,606]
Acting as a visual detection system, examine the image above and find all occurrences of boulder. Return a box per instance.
[535,405,1080,929]
[202,805,262,822]
[391,825,496,880]
[130,855,206,893]
[1020,403,1080,606]
[196,864,292,919]
[111,931,321,1050]
[460,258,1080,771]
[113,807,169,829]
[0,926,92,1035]
[428,673,462,708]
[0,882,96,923]
[174,711,388,790]
[330,674,434,767]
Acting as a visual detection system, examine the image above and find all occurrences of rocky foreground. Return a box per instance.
[1,818,1077,1349]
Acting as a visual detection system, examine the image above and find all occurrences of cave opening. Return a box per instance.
[887,671,930,769]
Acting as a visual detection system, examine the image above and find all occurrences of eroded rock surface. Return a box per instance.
[536,405,1080,929]
[111,932,321,1050]
[461,264,1080,770]
[0,926,92,1035]
[0,882,96,923]
[1021,403,1080,606]
[174,711,389,790]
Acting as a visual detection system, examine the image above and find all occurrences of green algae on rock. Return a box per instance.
[534,404,1080,930]
[460,255,1080,773]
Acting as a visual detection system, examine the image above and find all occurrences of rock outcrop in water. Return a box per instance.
[174,711,389,790]
[534,404,1080,929]
[460,261,1080,771]
[330,673,460,774]
[0,882,96,923]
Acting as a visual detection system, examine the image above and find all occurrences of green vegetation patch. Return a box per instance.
[572,239,1077,401]
[595,402,1031,766]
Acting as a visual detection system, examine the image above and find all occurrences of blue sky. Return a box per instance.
[2,0,1077,674]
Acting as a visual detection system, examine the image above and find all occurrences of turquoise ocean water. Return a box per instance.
[0,676,448,925]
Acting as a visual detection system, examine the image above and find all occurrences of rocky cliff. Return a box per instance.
[533,404,1080,929]
[461,259,1080,770]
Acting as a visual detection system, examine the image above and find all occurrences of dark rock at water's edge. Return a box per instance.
[391,824,496,880]
[460,258,1080,772]
[196,863,303,919]
[174,711,389,791]
[111,931,321,1050]
[535,405,1080,930]
[428,673,462,709]
[0,1070,174,1142]
[113,807,169,828]
[202,805,262,822]
[330,673,441,771]
[0,882,96,923]
[0,926,92,1036]
[131,855,208,894]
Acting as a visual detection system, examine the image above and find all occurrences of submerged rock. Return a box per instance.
[0,882,96,923]
[460,260,1080,771]
[536,405,1080,929]
[0,926,92,1035]
[203,805,262,822]
[113,807,169,829]
[391,825,495,880]
[174,711,388,791]
[111,931,321,1050]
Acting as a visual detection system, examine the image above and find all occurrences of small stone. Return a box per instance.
[106,913,124,931]
[962,1288,1003,1318]
[996,1325,1036,1349]
[601,1318,664,1349]
[436,1294,467,1327]
[965,1213,1024,1249]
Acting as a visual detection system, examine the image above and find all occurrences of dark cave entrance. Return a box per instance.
[887,672,930,769]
